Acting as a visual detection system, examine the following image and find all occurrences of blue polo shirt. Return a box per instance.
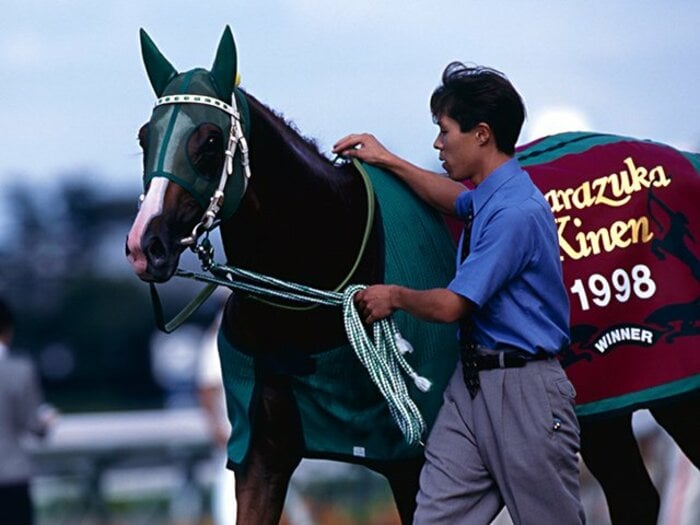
[448,158,570,355]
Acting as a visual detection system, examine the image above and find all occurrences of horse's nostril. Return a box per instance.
[147,237,167,261]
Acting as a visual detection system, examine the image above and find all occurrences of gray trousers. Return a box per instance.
[414,358,585,525]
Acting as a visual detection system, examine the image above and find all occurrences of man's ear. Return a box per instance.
[475,123,492,146]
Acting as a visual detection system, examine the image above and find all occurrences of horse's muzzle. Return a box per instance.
[125,233,178,283]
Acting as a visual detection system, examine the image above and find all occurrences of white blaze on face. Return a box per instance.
[126,178,169,275]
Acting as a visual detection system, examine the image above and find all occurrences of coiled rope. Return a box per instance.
[173,261,432,445]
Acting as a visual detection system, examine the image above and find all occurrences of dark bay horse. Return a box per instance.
[126,27,458,524]
[126,26,700,525]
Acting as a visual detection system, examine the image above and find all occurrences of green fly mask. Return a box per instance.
[140,26,251,246]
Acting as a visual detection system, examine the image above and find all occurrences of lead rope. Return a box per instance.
[171,253,431,446]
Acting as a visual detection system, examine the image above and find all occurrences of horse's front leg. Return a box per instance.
[234,376,303,525]
[371,455,424,525]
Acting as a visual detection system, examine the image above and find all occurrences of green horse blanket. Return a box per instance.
[217,161,460,467]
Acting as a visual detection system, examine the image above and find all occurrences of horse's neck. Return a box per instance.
[220,95,381,351]
[221,94,378,291]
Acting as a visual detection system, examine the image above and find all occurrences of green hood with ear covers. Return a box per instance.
[141,25,237,100]
[140,26,249,222]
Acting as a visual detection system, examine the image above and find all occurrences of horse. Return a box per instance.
[126,26,700,525]
[126,27,459,524]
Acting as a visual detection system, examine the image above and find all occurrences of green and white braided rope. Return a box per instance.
[176,263,432,445]
[342,285,431,444]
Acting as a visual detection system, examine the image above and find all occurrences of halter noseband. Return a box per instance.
[146,91,252,247]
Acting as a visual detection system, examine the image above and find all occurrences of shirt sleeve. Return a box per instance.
[454,190,472,220]
[18,360,48,437]
[448,204,537,307]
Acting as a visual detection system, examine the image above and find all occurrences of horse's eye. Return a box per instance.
[200,134,222,158]
[203,135,219,152]
[189,125,224,177]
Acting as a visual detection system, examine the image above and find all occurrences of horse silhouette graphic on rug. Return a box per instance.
[645,297,700,343]
[648,189,700,280]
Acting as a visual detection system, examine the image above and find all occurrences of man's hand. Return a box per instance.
[334,132,464,217]
[333,133,395,167]
[356,285,474,325]
[354,285,397,324]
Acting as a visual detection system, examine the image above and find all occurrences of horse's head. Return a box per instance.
[126,26,250,282]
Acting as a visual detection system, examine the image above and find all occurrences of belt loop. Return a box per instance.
[498,352,505,368]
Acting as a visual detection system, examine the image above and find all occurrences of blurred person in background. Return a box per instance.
[197,297,237,525]
[0,297,55,525]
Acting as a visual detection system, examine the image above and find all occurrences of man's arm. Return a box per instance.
[354,284,475,324]
[20,361,54,438]
[333,133,465,216]
[197,385,230,448]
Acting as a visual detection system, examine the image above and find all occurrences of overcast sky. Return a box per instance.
[2,1,699,196]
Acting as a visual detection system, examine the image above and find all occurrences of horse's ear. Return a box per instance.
[140,28,178,97]
[210,26,237,102]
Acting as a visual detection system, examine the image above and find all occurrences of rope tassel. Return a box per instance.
[342,286,430,445]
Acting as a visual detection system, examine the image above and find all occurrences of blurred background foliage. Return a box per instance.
[0,174,220,412]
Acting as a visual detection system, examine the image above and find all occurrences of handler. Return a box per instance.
[334,62,584,524]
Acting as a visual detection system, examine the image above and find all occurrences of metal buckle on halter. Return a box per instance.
[180,189,224,247]
[193,236,216,271]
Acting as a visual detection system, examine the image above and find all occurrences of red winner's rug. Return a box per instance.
[512,132,700,418]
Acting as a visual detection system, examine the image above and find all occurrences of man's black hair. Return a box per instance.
[430,62,526,155]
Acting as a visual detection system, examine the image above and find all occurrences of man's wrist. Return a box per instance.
[390,285,404,311]
[374,151,399,171]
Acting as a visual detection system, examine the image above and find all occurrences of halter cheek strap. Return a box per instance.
[150,91,252,246]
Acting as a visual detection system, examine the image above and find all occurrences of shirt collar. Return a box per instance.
[471,158,521,215]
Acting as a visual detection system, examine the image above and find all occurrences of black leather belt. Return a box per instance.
[461,348,552,398]
[463,350,551,371]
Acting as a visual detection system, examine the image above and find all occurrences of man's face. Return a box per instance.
[433,114,481,182]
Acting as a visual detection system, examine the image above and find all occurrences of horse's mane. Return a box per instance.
[242,89,332,169]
